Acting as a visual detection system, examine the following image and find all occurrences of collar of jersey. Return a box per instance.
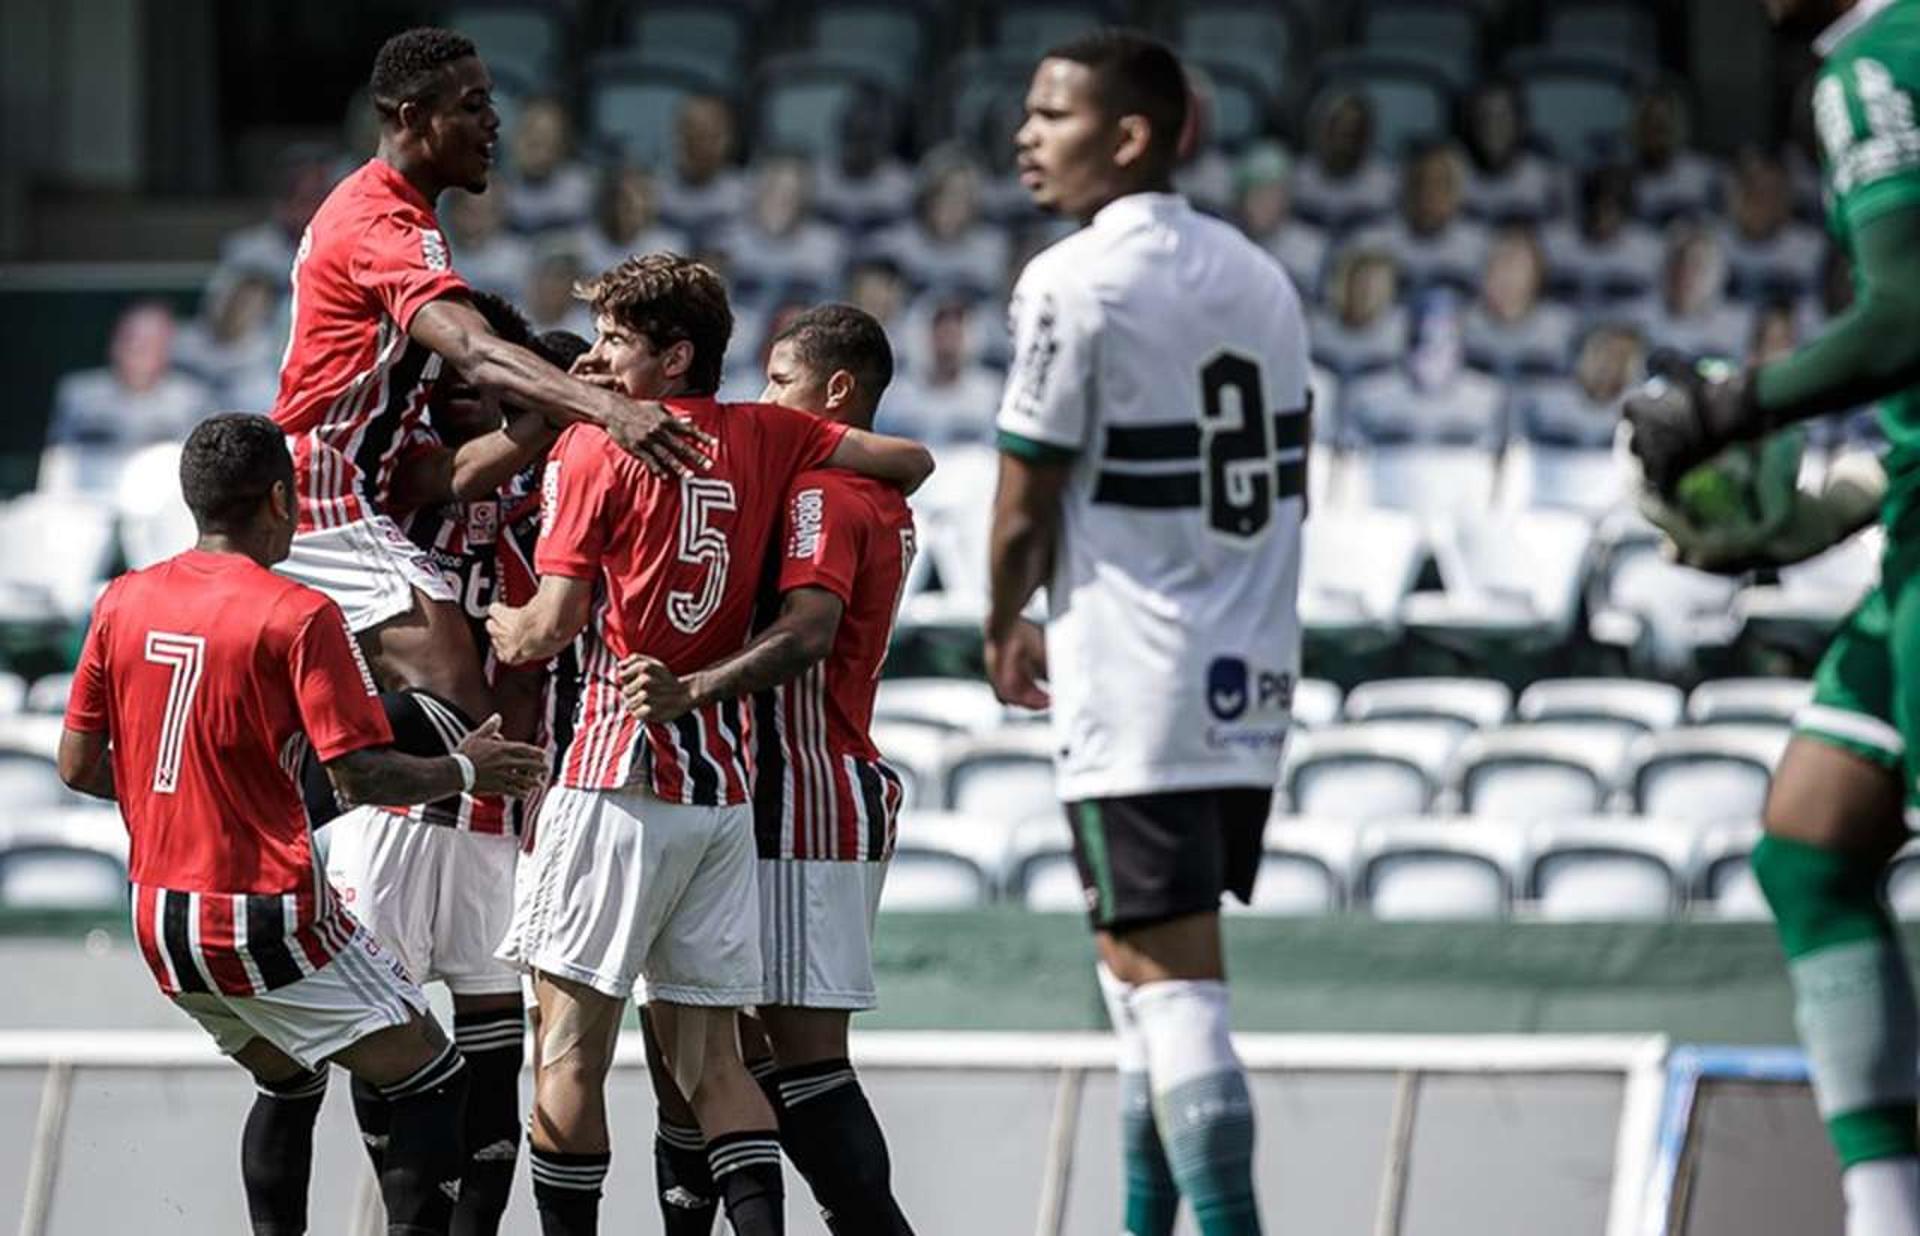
[1090,191,1190,233]
[366,158,435,212]
[1816,0,1897,57]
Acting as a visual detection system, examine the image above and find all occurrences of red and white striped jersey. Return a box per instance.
[272,159,469,533]
[753,470,916,861]
[65,550,393,996]
[535,400,848,804]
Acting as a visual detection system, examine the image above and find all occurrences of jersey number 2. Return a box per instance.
[1201,352,1274,540]
[144,631,206,794]
[667,478,738,634]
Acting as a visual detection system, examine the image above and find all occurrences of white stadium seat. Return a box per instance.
[1585,517,1743,675]
[1687,678,1815,727]
[1403,511,1594,654]
[944,729,1057,819]
[881,848,996,910]
[1356,819,1527,921]
[1516,678,1686,739]
[1448,724,1635,819]
[1499,441,1626,517]
[1290,678,1345,729]
[1736,527,1883,637]
[1524,819,1699,921]
[24,674,73,717]
[1298,508,1426,649]
[1281,722,1457,820]
[1693,825,1768,920]
[874,677,1018,734]
[115,441,196,570]
[869,718,954,808]
[1344,676,1512,735]
[1886,853,1920,920]
[0,493,117,622]
[1629,726,1786,824]
[1350,446,1501,519]
[1234,819,1361,917]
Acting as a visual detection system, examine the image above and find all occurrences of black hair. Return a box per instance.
[1043,29,1189,171]
[179,413,293,531]
[468,290,533,349]
[771,303,894,406]
[534,328,591,372]
[370,27,478,121]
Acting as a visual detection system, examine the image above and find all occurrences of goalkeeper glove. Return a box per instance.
[1623,352,1766,495]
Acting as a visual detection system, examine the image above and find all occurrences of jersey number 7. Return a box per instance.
[144,631,206,794]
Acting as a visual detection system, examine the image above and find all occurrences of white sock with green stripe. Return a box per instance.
[1133,980,1261,1236]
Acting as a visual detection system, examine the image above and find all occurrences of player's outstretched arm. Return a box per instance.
[616,587,845,726]
[387,411,556,509]
[822,429,936,494]
[55,728,115,801]
[487,575,593,666]
[326,714,547,807]
[985,452,1066,710]
[409,297,713,476]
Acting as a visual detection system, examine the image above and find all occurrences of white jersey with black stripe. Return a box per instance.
[995,192,1307,801]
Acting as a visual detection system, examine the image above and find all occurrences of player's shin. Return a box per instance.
[351,1075,393,1174]
[1099,964,1179,1236]
[707,1131,787,1236]
[451,1007,524,1236]
[655,1116,720,1236]
[1133,980,1261,1236]
[768,1058,914,1236]
[241,1066,329,1236]
[1754,835,1920,1232]
[377,1040,470,1236]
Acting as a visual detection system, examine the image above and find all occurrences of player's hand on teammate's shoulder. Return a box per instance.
[615,654,694,725]
[574,352,715,478]
[1624,352,1760,495]
[984,617,1050,711]
[456,714,549,798]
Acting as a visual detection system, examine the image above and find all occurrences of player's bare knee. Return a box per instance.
[233,1037,309,1089]
[1763,737,1905,862]
[760,1005,849,1068]
[1099,914,1226,986]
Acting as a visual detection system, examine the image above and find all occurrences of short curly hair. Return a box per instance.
[576,253,733,396]
[179,413,294,531]
[370,27,477,120]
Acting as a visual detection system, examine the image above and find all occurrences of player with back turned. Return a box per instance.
[1625,3,1920,1232]
[987,32,1308,1236]
[54,413,548,1236]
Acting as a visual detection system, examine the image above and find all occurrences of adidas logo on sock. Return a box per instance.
[471,1139,519,1162]
[439,1179,463,1203]
[361,1133,390,1150]
[663,1186,713,1210]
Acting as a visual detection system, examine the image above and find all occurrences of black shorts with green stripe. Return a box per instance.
[1064,787,1274,932]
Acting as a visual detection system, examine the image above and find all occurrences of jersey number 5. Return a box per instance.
[667,477,739,634]
[144,631,206,794]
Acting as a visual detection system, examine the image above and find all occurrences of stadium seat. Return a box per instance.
[1231,818,1361,917]
[450,1,567,89]
[1736,527,1883,645]
[810,4,928,95]
[1359,0,1482,88]
[1505,49,1641,163]
[1308,51,1455,158]
[991,1,1116,57]
[25,673,72,717]
[0,749,80,809]
[754,53,894,162]
[1177,1,1301,98]
[874,677,1019,735]
[1524,819,1696,921]
[1885,850,1920,920]
[1629,725,1786,823]
[1281,722,1457,819]
[891,809,1020,906]
[115,442,195,570]
[0,671,25,716]
[1692,824,1768,920]
[1544,0,1661,75]
[870,717,953,807]
[0,843,125,912]
[944,729,1057,819]
[1291,678,1345,729]
[1403,511,1595,654]
[1185,60,1276,150]
[1516,678,1686,740]
[0,493,116,622]
[935,50,1036,157]
[584,55,719,166]
[1498,442,1627,518]
[1448,724,1634,819]
[1686,678,1815,727]
[906,445,995,609]
[1350,446,1501,518]
[1586,521,1743,675]
[882,848,996,910]
[626,3,747,88]
[1298,507,1426,652]
[1344,676,1512,736]
[1356,819,1526,920]
[1003,813,1086,911]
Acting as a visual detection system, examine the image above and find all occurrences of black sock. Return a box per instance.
[377,1042,469,1236]
[655,1117,719,1236]
[351,1074,393,1176]
[707,1131,785,1236]
[771,1061,913,1236]
[241,1066,328,1236]
[451,1009,523,1236]
[747,1056,780,1110]
[529,1146,609,1236]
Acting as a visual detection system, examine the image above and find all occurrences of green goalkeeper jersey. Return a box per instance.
[1816,0,1920,536]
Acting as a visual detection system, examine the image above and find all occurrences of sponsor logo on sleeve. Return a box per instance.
[788,488,825,559]
[420,228,450,272]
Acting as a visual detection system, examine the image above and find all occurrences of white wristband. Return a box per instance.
[450,753,476,793]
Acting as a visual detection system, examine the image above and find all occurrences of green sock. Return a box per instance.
[1754,834,1920,1166]
[1157,1070,1260,1236]
[1120,1070,1179,1236]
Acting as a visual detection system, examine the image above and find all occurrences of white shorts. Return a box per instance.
[172,920,428,1071]
[276,514,457,633]
[498,784,761,1006]
[759,859,889,1011]
[323,807,522,996]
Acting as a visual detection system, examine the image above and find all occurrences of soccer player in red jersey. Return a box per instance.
[486,258,931,1236]
[270,28,708,732]
[617,305,919,1236]
[55,413,548,1236]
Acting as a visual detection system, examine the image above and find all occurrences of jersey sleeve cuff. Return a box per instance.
[996,429,1078,464]
[309,727,392,765]
[394,275,474,332]
[532,555,598,581]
